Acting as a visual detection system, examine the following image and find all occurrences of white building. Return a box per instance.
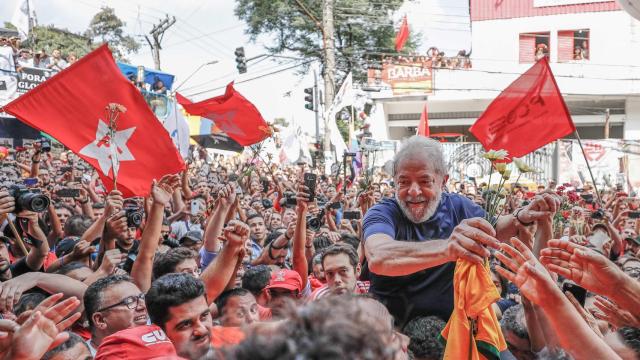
[369,0,640,142]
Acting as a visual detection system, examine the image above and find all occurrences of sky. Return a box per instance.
[0,0,471,132]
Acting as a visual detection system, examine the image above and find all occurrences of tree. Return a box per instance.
[31,26,91,57]
[84,6,140,62]
[234,0,418,84]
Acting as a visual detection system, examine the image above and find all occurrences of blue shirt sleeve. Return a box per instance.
[362,201,397,241]
[199,248,217,269]
[457,194,486,220]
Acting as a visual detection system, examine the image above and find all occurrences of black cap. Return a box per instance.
[179,230,203,245]
[55,236,80,258]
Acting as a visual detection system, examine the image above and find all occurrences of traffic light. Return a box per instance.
[235,47,247,74]
[304,87,314,111]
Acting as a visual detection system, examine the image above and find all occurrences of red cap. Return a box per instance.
[95,325,184,360]
[266,269,303,292]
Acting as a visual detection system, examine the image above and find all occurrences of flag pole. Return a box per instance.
[574,130,603,205]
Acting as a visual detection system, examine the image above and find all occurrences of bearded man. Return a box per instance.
[363,136,559,323]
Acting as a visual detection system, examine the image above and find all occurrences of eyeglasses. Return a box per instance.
[96,293,145,312]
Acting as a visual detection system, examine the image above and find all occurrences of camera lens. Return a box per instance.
[27,194,50,212]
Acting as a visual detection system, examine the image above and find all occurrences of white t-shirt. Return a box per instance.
[0,46,16,72]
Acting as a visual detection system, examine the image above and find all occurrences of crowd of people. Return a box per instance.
[0,35,76,74]
[0,134,637,360]
[375,47,472,69]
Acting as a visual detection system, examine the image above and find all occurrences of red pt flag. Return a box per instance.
[417,103,430,137]
[3,44,185,197]
[177,83,271,146]
[395,16,409,52]
[469,57,575,158]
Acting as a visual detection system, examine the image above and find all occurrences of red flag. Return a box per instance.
[395,16,409,52]
[2,44,185,197]
[177,83,271,146]
[417,103,430,137]
[469,57,575,158]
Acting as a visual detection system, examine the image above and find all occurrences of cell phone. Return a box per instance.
[190,201,201,215]
[304,173,317,202]
[629,211,640,219]
[82,174,92,184]
[343,210,361,220]
[262,179,269,193]
[562,282,587,307]
[328,202,341,210]
[60,166,73,173]
[55,188,80,198]
[228,174,238,182]
[23,177,38,187]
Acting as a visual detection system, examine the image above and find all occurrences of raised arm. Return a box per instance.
[200,220,247,303]
[292,184,310,287]
[131,174,180,292]
[202,183,236,253]
[540,240,640,317]
[496,238,620,360]
[17,211,50,272]
[365,217,500,276]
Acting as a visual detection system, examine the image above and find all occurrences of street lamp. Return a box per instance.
[174,60,219,92]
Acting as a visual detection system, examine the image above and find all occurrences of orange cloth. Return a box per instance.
[210,326,245,349]
[441,260,507,360]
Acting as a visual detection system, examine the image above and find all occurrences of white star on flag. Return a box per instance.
[79,119,136,177]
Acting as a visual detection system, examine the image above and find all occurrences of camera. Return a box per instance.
[8,184,50,212]
[261,198,273,209]
[591,208,605,220]
[306,208,326,232]
[123,201,144,228]
[36,138,51,153]
[284,192,297,206]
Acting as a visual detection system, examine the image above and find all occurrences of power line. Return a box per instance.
[186,59,317,97]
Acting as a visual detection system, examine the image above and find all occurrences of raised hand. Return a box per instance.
[0,191,15,216]
[494,237,559,306]
[217,183,236,208]
[69,240,96,262]
[223,220,250,249]
[592,296,640,330]
[539,239,625,295]
[105,210,127,239]
[99,249,127,275]
[446,218,501,264]
[151,174,180,207]
[4,294,81,360]
[105,190,124,216]
[518,193,561,224]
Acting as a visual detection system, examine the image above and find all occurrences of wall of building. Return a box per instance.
[471,0,620,21]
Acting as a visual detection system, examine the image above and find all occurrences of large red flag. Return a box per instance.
[469,57,575,158]
[2,44,185,197]
[395,16,409,52]
[417,103,430,137]
[176,84,271,146]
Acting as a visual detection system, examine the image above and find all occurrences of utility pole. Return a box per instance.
[322,0,336,155]
[145,15,176,70]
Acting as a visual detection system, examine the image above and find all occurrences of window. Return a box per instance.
[558,29,589,62]
[519,32,550,63]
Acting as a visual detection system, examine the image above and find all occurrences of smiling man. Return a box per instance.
[84,275,150,356]
[363,136,559,324]
[146,273,215,360]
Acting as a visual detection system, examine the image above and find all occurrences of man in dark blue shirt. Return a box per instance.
[363,136,559,325]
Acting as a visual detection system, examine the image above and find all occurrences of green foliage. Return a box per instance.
[234,0,419,84]
[4,22,17,30]
[273,117,290,128]
[84,6,140,62]
[31,25,91,57]
[335,106,363,144]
